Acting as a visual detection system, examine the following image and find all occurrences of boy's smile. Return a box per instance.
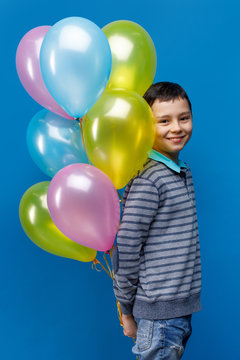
[151,98,193,164]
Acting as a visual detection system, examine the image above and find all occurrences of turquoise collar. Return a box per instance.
[148,149,188,173]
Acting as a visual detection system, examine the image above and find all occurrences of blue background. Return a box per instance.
[1,0,239,359]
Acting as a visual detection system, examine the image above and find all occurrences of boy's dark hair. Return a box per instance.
[143,81,192,113]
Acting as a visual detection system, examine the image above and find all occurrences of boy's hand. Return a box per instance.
[122,314,138,339]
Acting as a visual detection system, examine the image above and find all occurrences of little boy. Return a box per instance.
[111,82,202,359]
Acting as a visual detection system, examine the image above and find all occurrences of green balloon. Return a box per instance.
[19,181,97,262]
[102,20,157,95]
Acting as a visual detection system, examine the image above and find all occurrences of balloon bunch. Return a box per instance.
[17,17,156,331]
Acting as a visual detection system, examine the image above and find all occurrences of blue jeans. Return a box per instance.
[132,315,192,360]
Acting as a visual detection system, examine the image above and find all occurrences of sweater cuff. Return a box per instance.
[119,302,134,315]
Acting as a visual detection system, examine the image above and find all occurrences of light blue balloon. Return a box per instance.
[40,17,112,118]
[27,109,89,177]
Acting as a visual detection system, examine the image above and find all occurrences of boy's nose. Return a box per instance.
[170,121,181,132]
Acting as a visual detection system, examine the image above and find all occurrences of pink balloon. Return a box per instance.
[47,164,120,251]
[16,26,74,120]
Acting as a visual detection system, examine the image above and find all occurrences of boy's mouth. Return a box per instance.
[167,135,185,143]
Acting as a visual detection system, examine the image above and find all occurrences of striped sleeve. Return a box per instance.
[111,177,159,315]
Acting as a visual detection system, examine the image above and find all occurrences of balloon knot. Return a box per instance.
[91,258,102,272]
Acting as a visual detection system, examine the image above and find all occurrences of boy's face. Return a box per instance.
[151,98,193,163]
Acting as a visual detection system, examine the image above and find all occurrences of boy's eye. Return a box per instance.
[158,116,190,124]
[159,119,168,123]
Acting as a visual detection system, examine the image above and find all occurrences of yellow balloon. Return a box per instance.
[102,20,157,95]
[19,181,97,262]
[82,90,155,189]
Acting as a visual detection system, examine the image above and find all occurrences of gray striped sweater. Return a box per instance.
[111,156,202,320]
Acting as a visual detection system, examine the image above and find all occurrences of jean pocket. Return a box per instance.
[136,319,154,352]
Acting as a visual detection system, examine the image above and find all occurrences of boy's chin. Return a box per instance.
[167,142,186,150]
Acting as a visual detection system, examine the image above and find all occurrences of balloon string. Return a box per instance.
[92,248,137,351]
[117,191,123,201]
[91,258,112,278]
[91,258,102,272]
[103,252,114,280]
[116,300,124,327]
[91,248,124,327]
[78,117,91,165]
[107,247,124,328]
